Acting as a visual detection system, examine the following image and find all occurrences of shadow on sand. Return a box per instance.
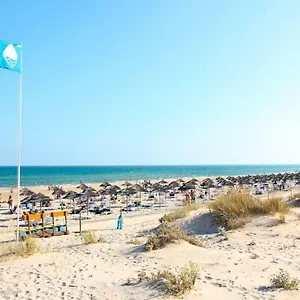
[122,279,166,300]
[125,244,146,256]
[178,212,218,236]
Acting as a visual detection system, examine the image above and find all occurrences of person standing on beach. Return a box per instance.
[116,209,124,229]
[185,193,191,206]
[8,195,13,211]
[190,190,195,204]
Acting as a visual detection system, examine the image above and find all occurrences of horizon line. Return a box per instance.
[1,164,300,167]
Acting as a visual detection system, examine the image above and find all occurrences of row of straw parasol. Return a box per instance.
[19,171,300,205]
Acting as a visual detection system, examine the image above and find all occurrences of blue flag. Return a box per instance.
[0,40,22,73]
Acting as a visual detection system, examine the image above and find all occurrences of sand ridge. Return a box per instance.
[0,200,300,299]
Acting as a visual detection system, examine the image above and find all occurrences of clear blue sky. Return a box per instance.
[1,1,300,166]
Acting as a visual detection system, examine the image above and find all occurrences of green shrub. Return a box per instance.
[270,270,299,290]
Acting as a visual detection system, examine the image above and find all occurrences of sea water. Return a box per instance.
[0,165,300,188]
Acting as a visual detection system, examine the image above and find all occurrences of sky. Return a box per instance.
[0,1,300,166]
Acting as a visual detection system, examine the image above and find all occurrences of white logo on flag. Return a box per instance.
[2,44,18,68]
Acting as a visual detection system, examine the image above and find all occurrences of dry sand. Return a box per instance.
[1,196,300,300]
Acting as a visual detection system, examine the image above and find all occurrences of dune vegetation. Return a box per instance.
[209,192,289,230]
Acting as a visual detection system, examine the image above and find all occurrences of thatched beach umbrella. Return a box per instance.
[21,193,53,212]
[178,183,196,191]
[177,178,185,183]
[100,185,119,195]
[100,181,111,188]
[152,185,169,208]
[122,181,132,187]
[52,187,66,197]
[158,179,168,185]
[120,187,137,207]
[82,187,97,194]
[120,187,137,196]
[20,188,34,196]
[63,191,81,199]
[77,183,89,190]
[187,178,198,184]
[112,185,121,190]
[80,190,98,215]
[168,181,180,189]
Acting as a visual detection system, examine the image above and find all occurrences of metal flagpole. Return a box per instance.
[16,43,23,242]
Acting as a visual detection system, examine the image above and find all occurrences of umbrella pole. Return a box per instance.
[87,198,89,216]
[159,193,161,209]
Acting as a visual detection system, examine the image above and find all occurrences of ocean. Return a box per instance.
[0,165,300,188]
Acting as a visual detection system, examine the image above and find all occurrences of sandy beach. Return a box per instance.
[0,185,300,299]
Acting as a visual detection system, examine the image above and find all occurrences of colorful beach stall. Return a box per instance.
[19,210,69,239]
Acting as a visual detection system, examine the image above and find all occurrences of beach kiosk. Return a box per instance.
[19,210,69,239]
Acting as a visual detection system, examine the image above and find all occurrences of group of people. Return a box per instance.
[185,190,196,206]
[184,189,210,205]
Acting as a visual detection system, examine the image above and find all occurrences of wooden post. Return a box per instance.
[159,193,161,209]
[87,198,89,216]
[79,211,82,233]
[42,213,45,238]
[52,213,55,236]
[65,211,68,235]
[28,216,31,236]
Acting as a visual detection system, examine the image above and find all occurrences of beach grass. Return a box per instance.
[209,193,289,230]
[145,223,203,251]
[0,238,40,258]
[159,204,200,223]
[80,230,105,245]
[129,262,199,296]
[292,193,300,200]
[126,238,144,245]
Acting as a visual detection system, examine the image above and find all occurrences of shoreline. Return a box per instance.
[0,169,299,190]
[1,165,300,189]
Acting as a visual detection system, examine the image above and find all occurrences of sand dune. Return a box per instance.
[1,199,300,299]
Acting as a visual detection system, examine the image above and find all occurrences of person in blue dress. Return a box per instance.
[116,209,124,229]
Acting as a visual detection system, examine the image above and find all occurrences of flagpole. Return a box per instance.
[16,43,23,242]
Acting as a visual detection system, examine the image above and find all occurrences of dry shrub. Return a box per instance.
[1,238,40,258]
[292,193,300,200]
[279,214,286,224]
[227,217,251,230]
[270,270,299,290]
[80,230,105,245]
[209,193,289,230]
[145,223,203,251]
[126,238,143,245]
[132,262,198,296]
[159,204,200,223]
[264,198,289,215]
